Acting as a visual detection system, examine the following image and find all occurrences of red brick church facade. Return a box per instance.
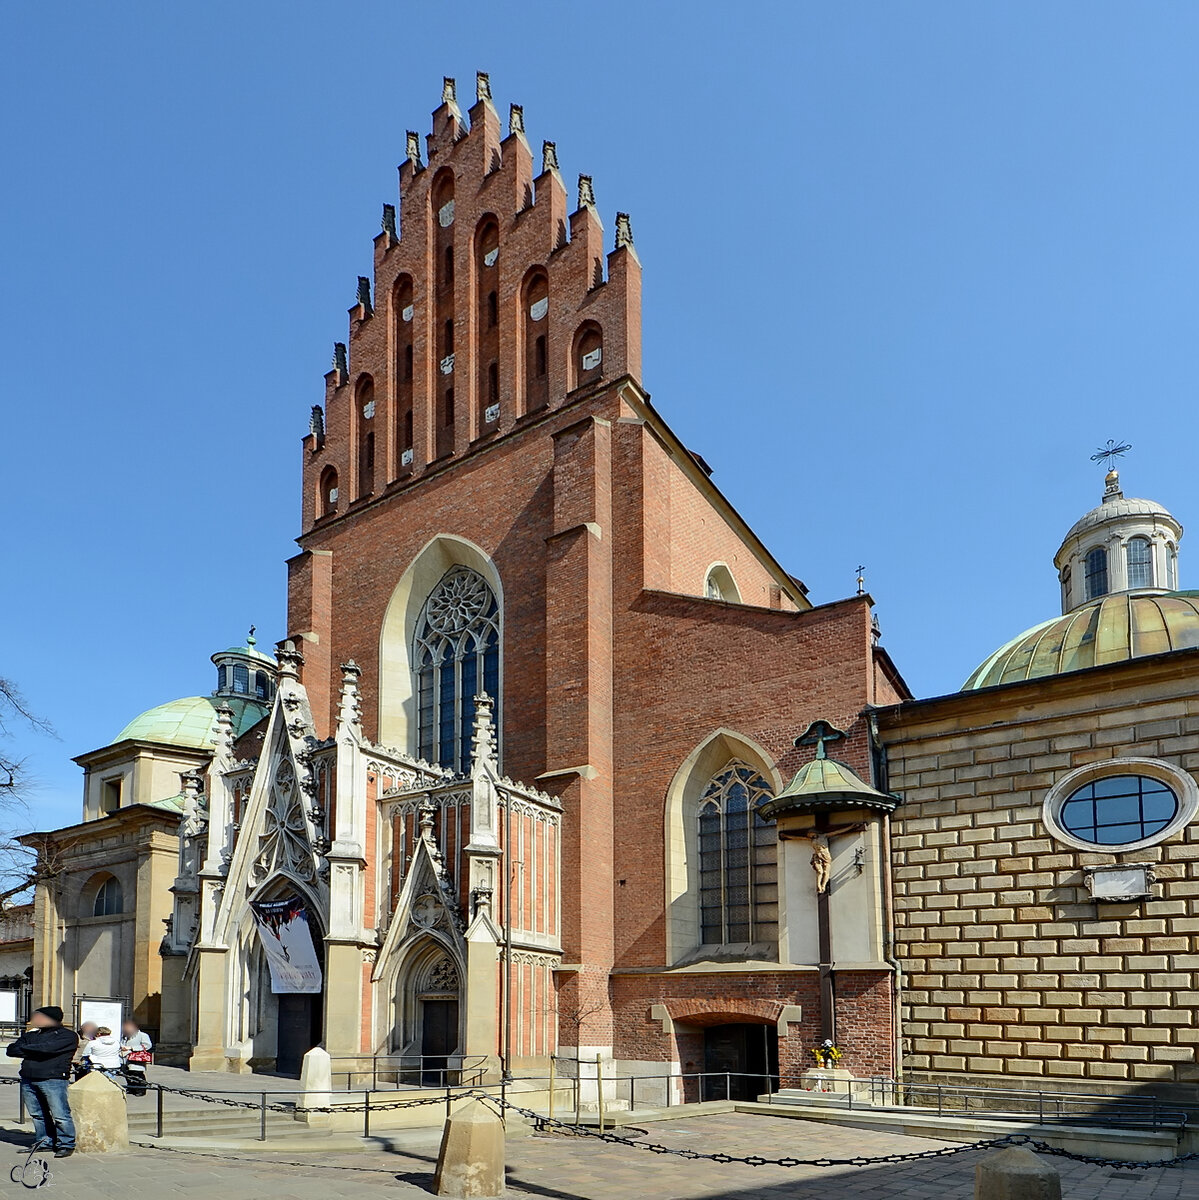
[268,75,909,1088]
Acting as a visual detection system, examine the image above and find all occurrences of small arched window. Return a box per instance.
[698,764,777,946]
[704,564,741,604]
[1060,566,1072,610]
[254,671,272,702]
[319,467,339,518]
[217,664,228,691]
[1126,537,1153,589]
[572,322,603,390]
[414,567,500,773]
[92,876,123,918]
[233,665,249,695]
[523,271,550,412]
[1085,546,1109,600]
[356,376,376,498]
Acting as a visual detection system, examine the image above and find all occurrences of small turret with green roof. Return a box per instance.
[112,629,278,751]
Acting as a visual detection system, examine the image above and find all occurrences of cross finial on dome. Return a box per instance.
[795,720,846,761]
[247,625,256,647]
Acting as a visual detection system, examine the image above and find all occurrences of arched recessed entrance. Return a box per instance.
[242,886,326,1078]
[392,940,463,1085]
[702,1022,778,1101]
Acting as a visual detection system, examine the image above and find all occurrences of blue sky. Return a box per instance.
[3,2,1197,827]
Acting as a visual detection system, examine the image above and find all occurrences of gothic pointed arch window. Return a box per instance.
[414,567,500,772]
[697,763,778,946]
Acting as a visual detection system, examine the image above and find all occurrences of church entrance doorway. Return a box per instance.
[420,998,459,1085]
[702,1022,778,1100]
[276,991,323,1078]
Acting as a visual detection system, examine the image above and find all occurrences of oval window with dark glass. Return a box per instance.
[1058,774,1179,846]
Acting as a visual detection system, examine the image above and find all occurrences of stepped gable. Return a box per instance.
[302,73,642,530]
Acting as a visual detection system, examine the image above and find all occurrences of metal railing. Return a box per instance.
[862,1078,1188,1132]
[13,1065,1184,1143]
[327,1054,490,1090]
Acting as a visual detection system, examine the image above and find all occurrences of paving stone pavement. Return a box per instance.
[2,1112,1198,1199]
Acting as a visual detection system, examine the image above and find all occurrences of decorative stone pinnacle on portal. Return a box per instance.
[418,799,436,843]
[577,174,596,210]
[332,342,348,377]
[509,104,524,137]
[614,212,635,250]
[212,704,236,757]
[338,660,362,729]
[442,77,456,105]
[381,203,397,240]
[356,276,373,316]
[405,130,423,169]
[541,141,559,174]
[275,639,305,681]
[476,72,491,102]
[471,693,497,769]
[179,770,207,836]
[795,719,846,761]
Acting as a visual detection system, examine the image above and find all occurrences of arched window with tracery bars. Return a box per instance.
[697,763,778,947]
[414,567,500,773]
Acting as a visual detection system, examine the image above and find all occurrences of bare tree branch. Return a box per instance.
[0,676,61,907]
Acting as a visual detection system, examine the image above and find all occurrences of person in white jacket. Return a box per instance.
[120,1021,152,1096]
[81,1028,122,1081]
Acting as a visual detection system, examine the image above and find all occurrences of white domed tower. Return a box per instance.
[1054,470,1182,614]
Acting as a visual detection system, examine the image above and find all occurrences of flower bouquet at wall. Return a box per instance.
[807,1039,844,1091]
[812,1039,842,1069]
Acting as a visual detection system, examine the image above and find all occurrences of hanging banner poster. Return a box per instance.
[250,897,323,994]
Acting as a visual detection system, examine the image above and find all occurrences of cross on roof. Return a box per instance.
[1090,439,1132,471]
[795,720,846,761]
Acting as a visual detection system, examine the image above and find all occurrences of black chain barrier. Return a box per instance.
[6,1074,1199,1173]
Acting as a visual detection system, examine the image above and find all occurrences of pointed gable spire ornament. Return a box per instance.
[275,639,304,682]
[476,71,491,102]
[442,76,457,105]
[356,276,373,316]
[332,342,348,377]
[470,692,497,773]
[309,405,325,448]
[614,212,635,250]
[405,130,424,170]
[541,141,559,175]
[577,174,596,210]
[381,203,397,240]
[508,104,525,137]
[338,660,362,731]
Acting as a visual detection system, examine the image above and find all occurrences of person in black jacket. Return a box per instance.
[6,1007,78,1157]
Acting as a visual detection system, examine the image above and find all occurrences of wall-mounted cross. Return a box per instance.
[795,719,846,761]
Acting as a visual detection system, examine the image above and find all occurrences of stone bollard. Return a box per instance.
[975,1147,1062,1200]
[433,1096,505,1198]
[297,1046,333,1127]
[68,1072,130,1153]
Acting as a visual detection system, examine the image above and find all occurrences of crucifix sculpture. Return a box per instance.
[792,720,867,1046]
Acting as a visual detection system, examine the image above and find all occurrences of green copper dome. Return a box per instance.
[963,591,1199,691]
[113,696,270,749]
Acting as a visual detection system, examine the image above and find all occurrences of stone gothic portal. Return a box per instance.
[397,946,462,1085]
